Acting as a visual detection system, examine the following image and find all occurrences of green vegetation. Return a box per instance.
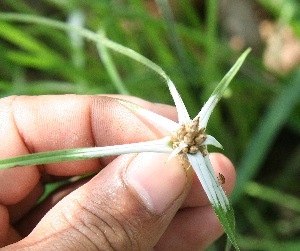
[0,1,299,250]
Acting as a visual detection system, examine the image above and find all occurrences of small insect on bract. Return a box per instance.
[218,172,225,184]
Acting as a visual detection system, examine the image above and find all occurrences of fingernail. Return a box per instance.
[125,152,186,214]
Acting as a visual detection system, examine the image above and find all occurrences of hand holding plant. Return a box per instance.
[0,14,250,250]
[0,95,236,250]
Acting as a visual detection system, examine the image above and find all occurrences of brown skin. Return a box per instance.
[0,95,236,250]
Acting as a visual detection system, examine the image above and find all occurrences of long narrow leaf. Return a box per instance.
[198,48,251,128]
[117,99,178,132]
[0,137,172,170]
[187,153,239,250]
[97,30,130,95]
[167,79,190,124]
[0,21,49,53]
[232,69,300,202]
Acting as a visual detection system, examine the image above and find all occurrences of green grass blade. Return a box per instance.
[245,182,300,213]
[0,13,196,120]
[97,30,130,95]
[210,48,251,98]
[203,0,219,83]
[0,21,48,53]
[0,13,173,89]
[197,48,251,128]
[232,69,300,202]
[155,0,195,84]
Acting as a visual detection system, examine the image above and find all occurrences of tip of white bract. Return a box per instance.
[167,141,188,161]
[197,48,252,130]
[203,135,223,149]
[167,79,190,124]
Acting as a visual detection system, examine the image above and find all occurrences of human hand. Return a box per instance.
[0,95,236,250]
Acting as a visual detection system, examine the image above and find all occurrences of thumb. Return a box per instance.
[8,153,192,250]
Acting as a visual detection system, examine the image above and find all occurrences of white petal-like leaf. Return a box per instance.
[187,152,239,250]
[117,99,178,133]
[198,94,218,128]
[167,79,190,124]
[203,155,240,250]
[167,142,188,161]
[197,48,251,128]
[187,152,228,210]
[0,137,173,170]
[202,134,223,149]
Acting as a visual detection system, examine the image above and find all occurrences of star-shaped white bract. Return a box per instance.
[118,49,251,250]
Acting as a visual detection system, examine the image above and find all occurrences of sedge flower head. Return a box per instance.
[118,49,251,250]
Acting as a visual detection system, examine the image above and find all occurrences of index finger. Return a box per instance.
[0,94,177,204]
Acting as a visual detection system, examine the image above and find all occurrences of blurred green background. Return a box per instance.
[0,0,299,250]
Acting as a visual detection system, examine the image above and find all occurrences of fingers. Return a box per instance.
[156,153,236,250]
[8,153,193,250]
[0,166,40,205]
[0,94,237,250]
[156,205,223,250]
[15,178,91,238]
[0,95,176,170]
[0,95,176,206]
[9,154,235,250]
[8,182,44,224]
[0,205,9,245]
